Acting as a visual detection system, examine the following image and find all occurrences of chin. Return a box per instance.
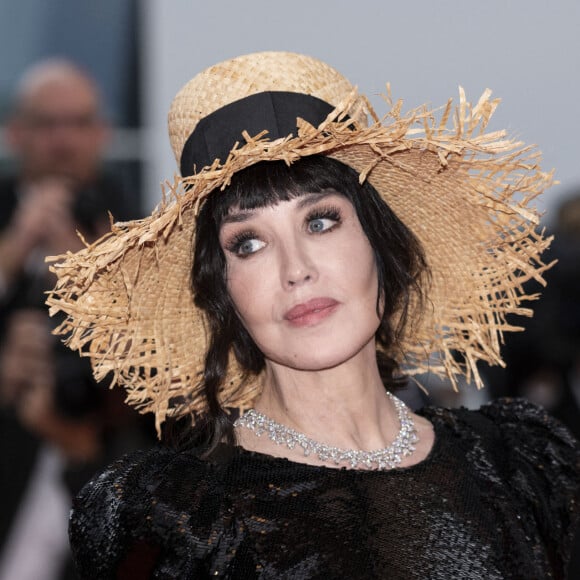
[267,342,372,373]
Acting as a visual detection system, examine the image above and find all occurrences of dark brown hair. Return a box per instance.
[177,156,428,453]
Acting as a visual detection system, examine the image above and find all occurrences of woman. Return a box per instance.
[48,52,580,578]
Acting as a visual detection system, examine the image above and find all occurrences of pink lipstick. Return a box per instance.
[284,297,339,327]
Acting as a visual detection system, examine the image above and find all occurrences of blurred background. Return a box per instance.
[0,1,578,578]
[1,0,578,218]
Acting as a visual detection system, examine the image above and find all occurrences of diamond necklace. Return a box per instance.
[234,391,419,470]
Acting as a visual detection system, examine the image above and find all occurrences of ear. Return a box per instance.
[4,116,26,155]
[93,119,112,153]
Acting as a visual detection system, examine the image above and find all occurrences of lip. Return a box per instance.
[283,297,340,327]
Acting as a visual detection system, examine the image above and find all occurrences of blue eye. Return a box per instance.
[308,217,336,233]
[236,238,265,256]
[227,232,266,257]
[306,206,341,234]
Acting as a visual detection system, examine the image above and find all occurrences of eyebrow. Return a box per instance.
[220,211,253,225]
[296,190,337,209]
[220,191,339,226]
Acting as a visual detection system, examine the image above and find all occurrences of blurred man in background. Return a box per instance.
[0,59,150,580]
[0,58,125,299]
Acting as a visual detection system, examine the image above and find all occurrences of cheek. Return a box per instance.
[342,237,380,322]
[331,230,377,291]
[226,268,250,317]
[226,262,270,326]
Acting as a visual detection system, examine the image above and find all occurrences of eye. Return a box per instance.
[227,232,266,257]
[306,206,342,234]
[237,238,266,256]
[308,217,335,233]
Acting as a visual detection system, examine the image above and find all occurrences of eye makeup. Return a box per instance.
[222,199,346,258]
[225,229,262,257]
[305,204,342,233]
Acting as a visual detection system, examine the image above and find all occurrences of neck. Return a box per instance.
[254,342,401,451]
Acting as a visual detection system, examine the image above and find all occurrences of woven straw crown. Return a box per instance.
[47,51,554,434]
[168,52,368,169]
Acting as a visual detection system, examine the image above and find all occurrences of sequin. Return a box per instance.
[69,398,580,579]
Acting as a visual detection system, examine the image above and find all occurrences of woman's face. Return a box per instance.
[219,190,380,371]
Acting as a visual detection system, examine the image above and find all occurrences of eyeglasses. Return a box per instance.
[20,113,100,131]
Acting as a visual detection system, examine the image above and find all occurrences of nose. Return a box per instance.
[279,238,318,290]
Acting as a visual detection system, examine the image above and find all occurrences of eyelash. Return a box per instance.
[225,204,343,257]
[306,205,342,232]
[226,230,260,257]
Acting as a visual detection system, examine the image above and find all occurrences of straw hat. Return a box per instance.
[46,51,554,433]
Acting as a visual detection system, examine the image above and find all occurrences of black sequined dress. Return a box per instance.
[69,399,580,579]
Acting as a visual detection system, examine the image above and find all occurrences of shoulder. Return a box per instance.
[0,176,17,197]
[0,177,18,228]
[71,445,216,513]
[90,174,136,221]
[425,397,579,454]
[70,446,228,579]
[475,398,580,505]
[423,397,580,477]
[424,398,580,561]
